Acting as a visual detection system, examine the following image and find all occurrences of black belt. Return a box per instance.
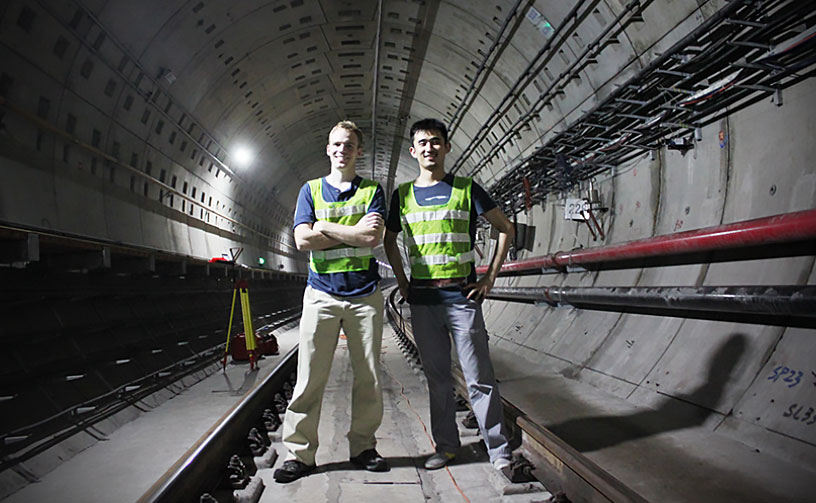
[411,278,467,288]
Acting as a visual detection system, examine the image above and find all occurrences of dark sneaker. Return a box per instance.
[350,448,389,472]
[273,460,315,483]
[460,410,478,429]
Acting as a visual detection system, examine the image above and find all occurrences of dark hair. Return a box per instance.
[409,118,449,144]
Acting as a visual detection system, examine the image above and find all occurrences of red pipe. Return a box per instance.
[478,209,816,275]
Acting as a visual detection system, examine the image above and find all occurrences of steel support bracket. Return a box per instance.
[0,233,39,264]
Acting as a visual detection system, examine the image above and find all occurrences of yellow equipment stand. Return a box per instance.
[222,279,258,371]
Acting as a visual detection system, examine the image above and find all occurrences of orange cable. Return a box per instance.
[382,345,471,503]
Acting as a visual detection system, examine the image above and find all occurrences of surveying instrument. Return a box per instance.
[212,247,258,371]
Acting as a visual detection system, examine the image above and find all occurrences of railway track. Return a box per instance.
[385,289,648,503]
[136,288,648,503]
[138,348,298,503]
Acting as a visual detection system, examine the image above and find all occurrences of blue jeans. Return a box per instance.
[410,301,511,462]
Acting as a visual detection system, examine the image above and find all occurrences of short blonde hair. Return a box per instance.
[329,120,364,148]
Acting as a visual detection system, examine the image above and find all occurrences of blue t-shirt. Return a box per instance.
[294,176,386,297]
[386,174,497,304]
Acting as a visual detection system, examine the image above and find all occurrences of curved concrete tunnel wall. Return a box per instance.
[1,0,814,496]
[0,0,299,271]
[2,1,784,270]
[480,78,816,469]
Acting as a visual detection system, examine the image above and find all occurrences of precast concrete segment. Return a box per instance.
[517,416,649,503]
[478,208,816,274]
[491,345,816,503]
[0,96,300,256]
[446,0,531,139]
[382,1,439,197]
[485,0,816,215]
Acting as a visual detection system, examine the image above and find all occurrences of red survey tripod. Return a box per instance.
[211,248,258,371]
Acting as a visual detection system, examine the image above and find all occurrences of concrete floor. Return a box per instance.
[15,302,810,503]
[3,324,549,503]
[256,325,548,503]
[488,342,816,503]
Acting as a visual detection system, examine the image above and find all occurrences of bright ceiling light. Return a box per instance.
[232,145,254,167]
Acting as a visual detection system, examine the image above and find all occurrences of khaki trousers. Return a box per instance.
[282,286,384,466]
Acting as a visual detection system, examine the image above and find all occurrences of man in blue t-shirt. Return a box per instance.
[274,121,388,483]
[384,118,515,474]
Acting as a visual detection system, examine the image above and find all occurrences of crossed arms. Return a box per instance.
[294,212,384,251]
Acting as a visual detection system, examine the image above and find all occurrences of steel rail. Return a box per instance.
[516,412,649,503]
[138,346,298,503]
[0,350,223,473]
[517,416,650,503]
[476,208,816,275]
[0,303,300,471]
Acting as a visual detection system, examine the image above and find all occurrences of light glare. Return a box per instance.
[233,145,254,167]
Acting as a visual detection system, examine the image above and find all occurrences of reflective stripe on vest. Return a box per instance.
[402,209,470,224]
[312,246,373,260]
[398,176,473,280]
[410,250,476,266]
[315,204,367,219]
[405,232,470,247]
[308,177,377,274]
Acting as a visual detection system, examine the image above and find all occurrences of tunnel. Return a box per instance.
[0,1,814,502]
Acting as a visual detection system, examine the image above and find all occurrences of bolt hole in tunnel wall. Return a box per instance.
[477,74,816,490]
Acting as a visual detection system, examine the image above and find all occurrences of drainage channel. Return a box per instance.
[138,347,298,503]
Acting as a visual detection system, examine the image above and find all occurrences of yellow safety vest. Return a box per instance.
[308,178,378,274]
[398,176,474,279]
